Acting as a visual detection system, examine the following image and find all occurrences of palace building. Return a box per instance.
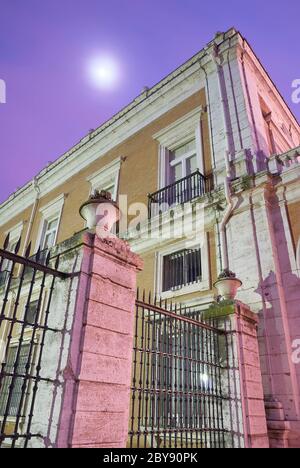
[0,28,300,448]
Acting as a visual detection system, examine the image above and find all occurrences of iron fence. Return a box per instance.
[129,292,244,449]
[0,234,71,448]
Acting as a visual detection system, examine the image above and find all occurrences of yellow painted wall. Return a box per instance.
[0,90,210,247]
[0,89,216,299]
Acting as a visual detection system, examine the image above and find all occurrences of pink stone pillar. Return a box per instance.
[264,400,290,448]
[56,233,143,448]
[234,303,269,448]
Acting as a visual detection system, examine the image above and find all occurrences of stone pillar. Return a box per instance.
[234,302,269,448]
[208,301,269,448]
[264,399,290,448]
[56,232,143,448]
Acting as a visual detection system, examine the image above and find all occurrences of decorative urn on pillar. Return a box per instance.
[79,190,121,238]
[214,269,242,301]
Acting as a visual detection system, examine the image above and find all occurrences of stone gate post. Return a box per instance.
[233,302,269,448]
[56,232,143,448]
[208,301,269,448]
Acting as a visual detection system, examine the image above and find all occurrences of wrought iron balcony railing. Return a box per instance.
[148,170,214,217]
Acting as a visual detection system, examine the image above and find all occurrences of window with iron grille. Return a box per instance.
[162,248,202,292]
[24,300,39,327]
[0,344,31,417]
[0,240,18,287]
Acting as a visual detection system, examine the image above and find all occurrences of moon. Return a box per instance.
[88,56,120,90]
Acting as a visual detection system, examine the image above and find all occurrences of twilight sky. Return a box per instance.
[0,0,299,204]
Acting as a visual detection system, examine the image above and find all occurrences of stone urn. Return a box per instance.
[214,269,242,301]
[79,190,121,236]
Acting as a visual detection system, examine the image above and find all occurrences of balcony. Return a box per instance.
[148,170,214,217]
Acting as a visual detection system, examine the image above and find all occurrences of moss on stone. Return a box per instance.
[202,300,235,319]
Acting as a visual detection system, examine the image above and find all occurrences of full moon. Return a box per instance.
[88,56,120,90]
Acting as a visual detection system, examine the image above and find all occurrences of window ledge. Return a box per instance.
[160,279,210,300]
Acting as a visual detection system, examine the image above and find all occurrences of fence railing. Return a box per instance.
[148,171,214,218]
[0,234,71,448]
[129,292,244,449]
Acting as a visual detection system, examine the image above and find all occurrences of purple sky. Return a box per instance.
[0,0,299,204]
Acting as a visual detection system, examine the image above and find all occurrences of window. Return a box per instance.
[37,195,65,252]
[24,301,39,326]
[0,344,30,417]
[0,223,23,286]
[259,96,288,156]
[1,239,18,273]
[162,248,202,292]
[41,217,59,250]
[87,158,121,201]
[156,235,210,298]
[1,222,23,270]
[263,111,277,156]
[153,107,205,190]
[0,298,41,420]
[169,140,198,184]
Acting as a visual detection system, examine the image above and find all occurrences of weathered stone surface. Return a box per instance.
[233,304,269,448]
[82,325,134,360]
[86,300,134,335]
[76,382,130,413]
[55,233,141,448]
[89,276,136,312]
[72,412,127,445]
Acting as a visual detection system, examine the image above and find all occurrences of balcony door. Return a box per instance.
[169,140,198,183]
[166,140,199,205]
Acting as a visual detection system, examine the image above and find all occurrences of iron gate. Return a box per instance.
[129,292,244,448]
[0,234,71,448]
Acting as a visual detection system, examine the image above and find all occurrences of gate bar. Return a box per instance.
[136,300,226,335]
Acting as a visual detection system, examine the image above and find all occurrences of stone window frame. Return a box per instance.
[35,194,65,252]
[87,158,121,201]
[4,222,24,248]
[1,222,24,275]
[153,107,205,190]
